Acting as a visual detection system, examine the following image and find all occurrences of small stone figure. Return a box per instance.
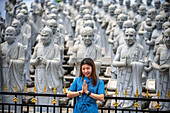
[30,27,62,112]
[113,28,144,109]
[152,28,170,110]
[69,26,102,77]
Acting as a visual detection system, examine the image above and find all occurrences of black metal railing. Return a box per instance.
[0,91,170,113]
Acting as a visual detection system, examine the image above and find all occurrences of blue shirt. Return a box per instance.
[69,76,105,113]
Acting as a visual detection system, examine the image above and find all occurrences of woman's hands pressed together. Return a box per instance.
[82,80,89,94]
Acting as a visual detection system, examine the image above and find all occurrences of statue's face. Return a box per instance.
[69,0,73,5]
[20,10,28,20]
[124,29,136,47]
[83,15,91,21]
[125,1,130,8]
[146,0,152,5]
[35,0,39,3]
[163,31,170,46]
[41,32,51,45]
[97,1,103,8]
[16,15,25,25]
[103,5,108,12]
[47,23,57,33]
[155,16,164,29]
[163,3,169,12]
[11,22,20,34]
[115,10,121,19]
[132,4,138,12]
[83,32,94,47]
[5,29,16,44]
[154,2,160,9]
[109,7,115,16]
[117,16,126,28]
[122,22,133,33]
[147,10,155,19]
[119,0,123,5]
[139,7,146,16]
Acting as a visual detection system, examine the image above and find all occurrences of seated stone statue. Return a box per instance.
[68,26,102,77]
[30,27,62,112]
[113,28,144,109]
[152,28,170,111]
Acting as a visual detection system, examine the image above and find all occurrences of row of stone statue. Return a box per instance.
[0,0,170,111]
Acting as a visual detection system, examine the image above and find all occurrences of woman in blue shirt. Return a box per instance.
[67,58,105,113]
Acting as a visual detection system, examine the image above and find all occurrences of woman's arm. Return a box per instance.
[67,90,83,98]
[85,91,104,102]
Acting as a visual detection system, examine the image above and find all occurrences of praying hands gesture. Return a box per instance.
[82,80,89,94]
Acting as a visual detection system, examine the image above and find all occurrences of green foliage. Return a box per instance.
[54,0,63,3]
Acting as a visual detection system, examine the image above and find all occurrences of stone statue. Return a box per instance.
[112,28,144,109]
[127,3,138,20]
[68,26,102,77]
[152,28,170,110]
[109,14,128,54]
[146,0,154,10]
[93,0,103,22]
[159,2,170,21]
[138,18,153,54]
[16,13,32,85]
[146,8,156,25]
[5,0,21,27]
[154,0,162,15]
[1,26,25,110]
[0,12,5,43]
[123,0,131,13]
[30,0,43,31]
[20,9,39,47]
[30,27,62,112]
[134,5,147,30]
[46,19,64,63]
[154,21,170,56]
[101,4,116,57]
[116,0,124,10]
[146,15,164,61]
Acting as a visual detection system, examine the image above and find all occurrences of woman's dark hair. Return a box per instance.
[79,58,97,86]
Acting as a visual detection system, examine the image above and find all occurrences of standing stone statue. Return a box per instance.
[154,0,162,15]
[127,2,138,20]
[152,28,170,110]
[30,27,62,112]
[30,0,43,31]
[5,0,20,27]
[134,5,146,30]
[112,28,144,109]
[1,26,25,110]
[16,13,32,86]
[68,26,102,77]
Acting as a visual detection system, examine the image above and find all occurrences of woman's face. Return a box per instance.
[82,64,92,78]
